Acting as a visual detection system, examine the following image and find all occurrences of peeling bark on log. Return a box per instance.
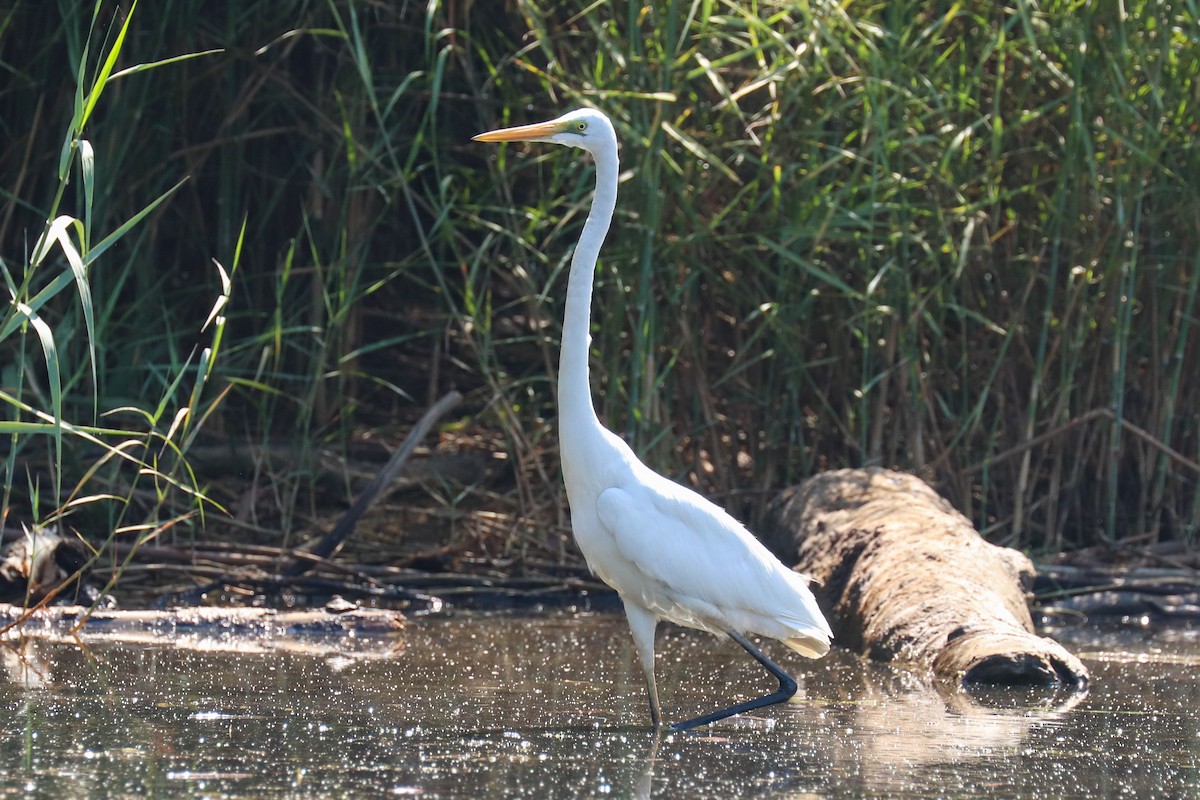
[766,468,1088,687]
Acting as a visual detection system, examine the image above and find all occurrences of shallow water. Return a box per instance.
[1,612,1197,798]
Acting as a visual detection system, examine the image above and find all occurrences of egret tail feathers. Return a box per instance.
[783,633,831,659]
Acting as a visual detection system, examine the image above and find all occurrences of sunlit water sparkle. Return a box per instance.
[1,613,1197,798]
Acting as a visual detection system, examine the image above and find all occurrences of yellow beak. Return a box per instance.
[472,119,562,142]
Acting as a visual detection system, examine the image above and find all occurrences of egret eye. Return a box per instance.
[576,121,588,132]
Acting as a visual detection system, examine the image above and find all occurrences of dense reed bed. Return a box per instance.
[1,0,1197,582]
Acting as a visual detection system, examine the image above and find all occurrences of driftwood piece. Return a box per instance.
[766,467,1088,687]
[1035,563,1200,620]
[0,527,97,605]
[284,389,464,576]
[0,602,406,657]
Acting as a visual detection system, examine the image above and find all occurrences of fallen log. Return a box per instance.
[766,467,1088,687]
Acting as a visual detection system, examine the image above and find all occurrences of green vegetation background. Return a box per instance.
[1,0,1198,570]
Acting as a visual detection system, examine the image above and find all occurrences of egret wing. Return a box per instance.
[596,473,830,644]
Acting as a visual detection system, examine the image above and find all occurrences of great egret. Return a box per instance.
[474,109,831,731]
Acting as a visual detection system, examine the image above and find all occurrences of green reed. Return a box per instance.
[2,0,1197,569]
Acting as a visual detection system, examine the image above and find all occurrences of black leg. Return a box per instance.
[670,631,799,732]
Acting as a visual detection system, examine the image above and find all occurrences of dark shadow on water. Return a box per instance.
[1,613,1197,798]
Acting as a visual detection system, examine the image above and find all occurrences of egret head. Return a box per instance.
[473,108,615,153]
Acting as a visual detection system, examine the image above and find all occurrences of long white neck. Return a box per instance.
[558,139,619,429]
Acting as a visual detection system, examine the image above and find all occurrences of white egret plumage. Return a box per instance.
[474,108,831,730]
